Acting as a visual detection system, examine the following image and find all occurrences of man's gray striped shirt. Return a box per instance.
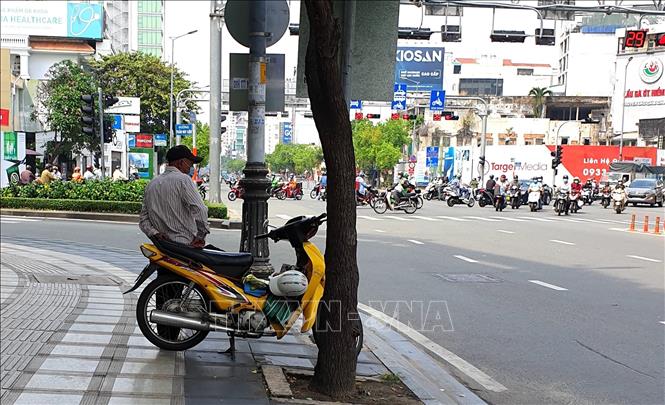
[139,166,209,245]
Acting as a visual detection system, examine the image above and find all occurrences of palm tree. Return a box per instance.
[528,87,552,118]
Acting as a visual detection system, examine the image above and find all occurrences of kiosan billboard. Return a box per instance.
[0,1,104,40]
[394,47,444,92]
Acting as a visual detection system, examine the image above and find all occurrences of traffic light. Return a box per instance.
[551,145,563,169]
[103,117,114,143]
[81,94,96,137]
[535,28,555,46]
[391,113,400,120]
[398,27,433,40]
[479,156,486,166]
[556,145,563,162]
[433,113,441,121]
[354,112,363,120]
[490,30,526,43]
[103,94,119,109]
[442,111,459,120]
[402,114,418,120]
[365,114,381,119]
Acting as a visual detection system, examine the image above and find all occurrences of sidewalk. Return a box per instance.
[0,238,485,404]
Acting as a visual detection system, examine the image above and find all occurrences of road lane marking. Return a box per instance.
[412,215,439,221]
[464,216,501,222]
[384,215,414,221]
[556,218,585,223]
[358,215,382,221]
[496,230,514,234]
[0,217,41,222]
[549,239,575,246]
[454,255,478,263]
[374,229,386,233]
[358,303,507,392]
[528,280,568,291]
[275,214,292,220]
[574,218,612,224]
[491,216,526,222]
[436,216,469,221]
[627,255,662,263]
[407,239,424,245]
[518,216,554,222]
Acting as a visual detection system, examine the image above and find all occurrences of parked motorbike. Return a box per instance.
[423,182,438,201]
[474,188,494,208]
[372,189,418,214]
[126,214,363,356]
[228,182,244,201]
[446,186,475,207]
[507,185,522,209]
[277,182,304,200]
[528,189,542,212]
[601,190,611,208]
[612,189,627,214]
[569,191,583,213]
[554,190,570,216]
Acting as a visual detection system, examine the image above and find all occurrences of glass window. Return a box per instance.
[139,1,162,14]
[458,78,503,96]
[517,68,534,76]
[453,65,461,74]
[139,16,161,30]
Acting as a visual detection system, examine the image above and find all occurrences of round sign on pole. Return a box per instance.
[225,0,290,48]
[408,162,416,169]
[409,155,417,163]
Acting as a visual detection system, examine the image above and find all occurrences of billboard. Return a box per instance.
[394,46,444,92]
[0,1,104,40]
[280,122,292,144]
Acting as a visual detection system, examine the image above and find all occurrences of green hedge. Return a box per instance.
[1,180,148,201]
[1,197,228,219]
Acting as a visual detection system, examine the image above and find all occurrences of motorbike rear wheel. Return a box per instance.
[447,198,456,207]
[403,200,417,214]
[295,192,303,200]
[136,274,210,351]
[227,191,237,201]
[466,198,475,207]
[310,189,318,199]
[276,190,286,200]
[416,195,424,209]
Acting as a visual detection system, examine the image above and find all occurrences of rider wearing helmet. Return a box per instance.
[485,174,496,196]
[571,176,582,194]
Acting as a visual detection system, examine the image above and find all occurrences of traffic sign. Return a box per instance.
[426,146,439,167]
[175,124,193,137]
[392,83,407,111]
[225,0,289,48]
[409,154,417,163]
[429,90,446,111]
[127,134,136,148]
[112,115,122,130]
[350,100,362,110]
[154,134,168,147]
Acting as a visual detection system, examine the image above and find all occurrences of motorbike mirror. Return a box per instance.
[263,219,276,230]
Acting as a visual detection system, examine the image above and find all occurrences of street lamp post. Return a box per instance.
[619,56,634,161]
[169,29,198,148]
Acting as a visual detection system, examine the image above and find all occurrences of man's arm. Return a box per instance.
[182,178,210,240]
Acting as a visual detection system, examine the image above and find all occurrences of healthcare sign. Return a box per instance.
[0,1,104,40]
[394,47,444,92]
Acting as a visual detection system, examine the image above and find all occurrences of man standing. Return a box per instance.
[139,145,209,248]
[20,165,36,185]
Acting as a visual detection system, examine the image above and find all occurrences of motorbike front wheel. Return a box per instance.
[416,196,424,209]
[310,189,318,199]
[227,191,237,201]
[199,189,207,200]
[424,192,432,201]
[136,274,210,351]
[403,200,418,214]
[276,190,286,200]
[466,198,475,207]
[372,198,388,214]
[295,192,303,200]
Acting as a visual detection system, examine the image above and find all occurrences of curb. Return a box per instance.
[0,209,243,230]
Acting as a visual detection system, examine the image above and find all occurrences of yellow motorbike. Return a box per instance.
[125,214,362,354]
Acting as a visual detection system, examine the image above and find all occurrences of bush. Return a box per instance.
[1,197,228,219]
[1,180,148,202]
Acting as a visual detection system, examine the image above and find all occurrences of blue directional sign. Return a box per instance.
[395,46,444,92]
[112,115,122,130]
[429,90,446,111]
[154,134,168,147]
[175,123,193,137]
[426,146,439,167]
[392,83,407,111]
[350,100,363,110]
[127,134,136,148]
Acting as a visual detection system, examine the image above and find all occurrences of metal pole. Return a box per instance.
[209,0,223,203]
[97,87,105,179]
[240,0,272,277]
[192,120,197,156]
[619,56,633,161]
[341,0,356,106]
[169,38,175,148]
[479,111,488,185]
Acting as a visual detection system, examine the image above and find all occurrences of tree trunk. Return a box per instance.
[304,0,360,398]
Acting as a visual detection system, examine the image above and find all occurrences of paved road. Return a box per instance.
[2,195,664,405]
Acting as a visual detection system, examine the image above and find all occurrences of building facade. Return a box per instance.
[104,0,164,57]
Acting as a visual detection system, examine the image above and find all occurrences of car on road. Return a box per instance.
[625,178,664,207]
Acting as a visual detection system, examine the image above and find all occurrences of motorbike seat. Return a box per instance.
[155,240,253,279]
[405,192,417,197]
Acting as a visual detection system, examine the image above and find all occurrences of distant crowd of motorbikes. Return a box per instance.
[208,171,630,216]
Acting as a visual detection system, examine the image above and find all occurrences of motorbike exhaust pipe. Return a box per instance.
[150,310,234,333]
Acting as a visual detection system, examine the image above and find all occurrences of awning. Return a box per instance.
[29,40,94,54]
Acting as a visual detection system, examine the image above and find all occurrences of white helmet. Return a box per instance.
[269,270,308,297]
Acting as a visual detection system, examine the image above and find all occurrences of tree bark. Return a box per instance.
[304,0,359,398]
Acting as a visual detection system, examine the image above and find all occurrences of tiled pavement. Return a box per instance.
[0,239,390,405]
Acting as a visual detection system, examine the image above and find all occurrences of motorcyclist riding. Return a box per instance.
[388,172,409,209]
[528,178,544,209]
[485,175,496,197]
[355,171,369,202]
[571,176,582,195]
